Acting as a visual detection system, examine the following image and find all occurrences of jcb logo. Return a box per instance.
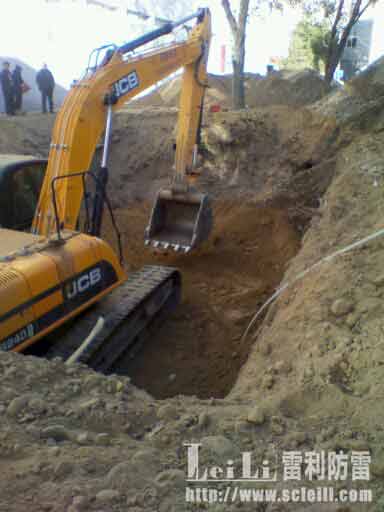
[65,268,102,300]
[113,71,139,98]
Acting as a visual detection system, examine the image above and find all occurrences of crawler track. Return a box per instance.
[46,265,181,372]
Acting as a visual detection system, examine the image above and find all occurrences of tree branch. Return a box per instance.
[354,0,374,21]
[239,0,251,30]
[330,0,344,41]
[221,0,238,35]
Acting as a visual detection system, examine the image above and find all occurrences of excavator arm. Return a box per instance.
[32,8,212,252]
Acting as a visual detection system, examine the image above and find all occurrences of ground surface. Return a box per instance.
[0,63,383,511]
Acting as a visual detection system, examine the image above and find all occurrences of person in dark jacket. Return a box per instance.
[12,65,24,113]
[0,62,15,115]
[36,63,55,113]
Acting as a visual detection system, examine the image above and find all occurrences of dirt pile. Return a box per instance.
[131,69,330,109]
[0,113,54,156]
[245,69,332,108]
[311,55,384,122]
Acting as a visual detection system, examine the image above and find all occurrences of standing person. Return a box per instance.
[0,62,15,115]
[36,63,55,113]
[12,65,24,113]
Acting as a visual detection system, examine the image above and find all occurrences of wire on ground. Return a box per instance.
[241,226,384,343]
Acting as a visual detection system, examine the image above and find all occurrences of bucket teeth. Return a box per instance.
[145,240,191,254]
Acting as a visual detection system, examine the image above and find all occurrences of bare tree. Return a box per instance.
[222,0,250,109]
[323,0,377,84]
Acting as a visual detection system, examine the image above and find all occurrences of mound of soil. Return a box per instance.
[131,69,330,109]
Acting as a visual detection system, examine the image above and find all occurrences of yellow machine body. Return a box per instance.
[0,229,125,352]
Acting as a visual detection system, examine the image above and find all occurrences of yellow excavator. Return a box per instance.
[0,9,212,371]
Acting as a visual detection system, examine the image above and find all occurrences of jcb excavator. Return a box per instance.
[0,9,212,371]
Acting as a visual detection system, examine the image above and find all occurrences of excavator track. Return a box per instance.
[46,265,181,373]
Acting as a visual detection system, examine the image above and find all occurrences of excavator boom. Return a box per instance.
[32,8,212,251]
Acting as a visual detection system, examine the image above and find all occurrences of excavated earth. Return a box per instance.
[0,62,383,511]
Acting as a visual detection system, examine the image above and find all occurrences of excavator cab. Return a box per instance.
[0,156,47,231]
[145,187,212,253]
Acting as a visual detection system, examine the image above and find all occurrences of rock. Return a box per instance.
[83,374,102,391]
[78,398,100,411]
[65,366,78,376]
[198,412,210,428]
[284,431,307,448]
[155,469,185,490]
[247,406,265,425]
[157,403,179,421]
[95,489,120,503]
[48,446,60,457]
[331,298,354,317]
[132,448,159,466]
[107,461,152,490]
[271,417,285,435]
[201,435,235,458]
[53,460,73,479]
[371,461,384,477]
[29,398,47,414]
[372,272,384,286]
[262,374,274,389]
[41,425,72,442]
[179,414,197,428]
[274,360,292,374]
[115,380,124,392]
[76,432,90,445]
[7,395,30,417]
[71,495,88,511]
[2,387,17,402]
[358,297,382,315]
[95,433,110,446]
[235,420,254,434]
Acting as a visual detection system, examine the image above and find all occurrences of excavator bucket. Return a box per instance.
[144,188,212,252]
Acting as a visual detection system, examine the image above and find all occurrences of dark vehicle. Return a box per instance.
[0,155,47,230]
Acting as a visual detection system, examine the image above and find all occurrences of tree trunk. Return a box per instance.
[323,0,370,85]
[324,49,338,85]
[221,0,249,110]
[232,39,246,109]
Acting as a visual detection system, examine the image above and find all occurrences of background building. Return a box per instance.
[340,19,374,80]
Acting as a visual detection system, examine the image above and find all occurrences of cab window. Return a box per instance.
[11,163,46,230]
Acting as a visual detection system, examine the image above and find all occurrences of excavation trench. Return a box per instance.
[26,199,301,399]
[102,199,301,399]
